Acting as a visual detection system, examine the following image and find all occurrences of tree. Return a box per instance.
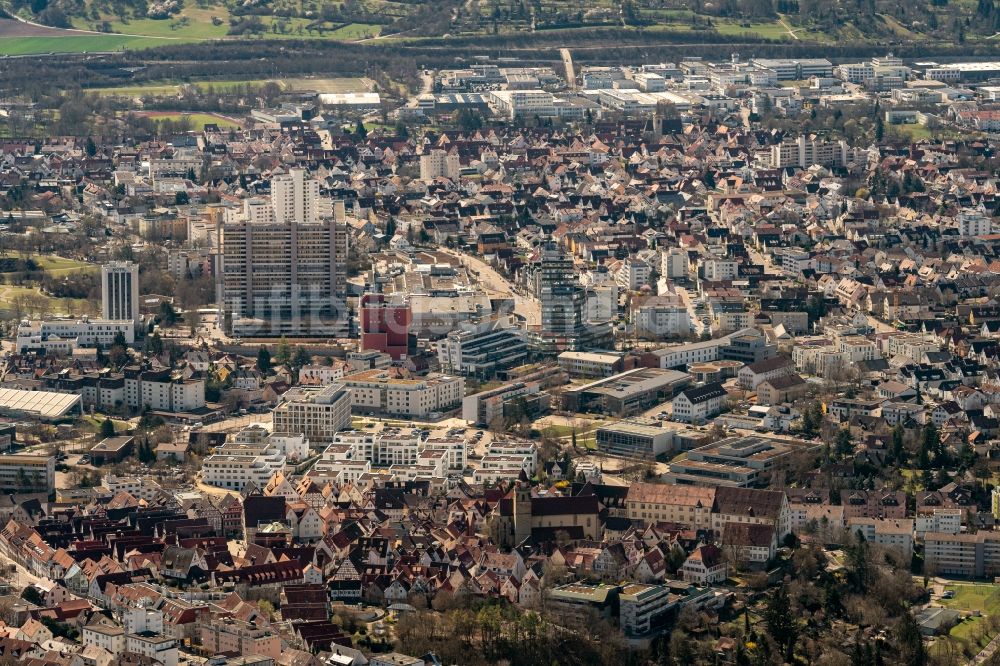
[85,136,97,157]
[354,119,368,140]
[185,309,201,336]
[148,332,163,357]
[100,418,116,438]
[256,347,272,373]
[921,422,940,466]
[764,585,797,663]
[274,337,291,367]
[890,423,906,464]
[20,586,43,606]
[835,427,853,458]
[292,346,312,368]
[896,611,926,666]
[158,301,180,326]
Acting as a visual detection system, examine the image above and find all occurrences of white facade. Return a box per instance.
[101,262,140,326]
[271,167,322,226]
[16,318,135,354]
[915,509,962,538]
[617,258,651,291]
[661,248,690,279]
[489,90,556,118]
[634,304,691,338]
[702,258,739,282]
[958,210,992,237]
[419,150,460,181]
[342,371,464,417]
[201,437,287,491]
[126,633,178,666]
[271,383,353,442]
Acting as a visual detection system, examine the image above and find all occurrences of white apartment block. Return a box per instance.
[121,367,205,413]
[884,333,940,363]
[633,304,692,338]
[341,370,464,417]
[586,284,617,322]
[769,136,861,169]
[419,149,460,181]
[837,335,880,362]
[473,440,538,483]
[702,258,739,282]
[792,341,848,376]
[101,475,164,502]
[661,248,690,279]
[915,509,962,539]
[312,428,466,483]
[126,633,178,666]
[924,532,1000,578]
[83,626,125,655]
[272,168,322,225]
[201,437,287,491]
[617,258,651,291]
[101,261,140,326]
[271,383,353,442]
[16,317,135,354]
[779,249,813,276]
[848,518,914,562]
[299,363,346,386]
[958,210,992,237]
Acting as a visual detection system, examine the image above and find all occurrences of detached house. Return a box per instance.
[671,382,728,424]
[681,544,727,584]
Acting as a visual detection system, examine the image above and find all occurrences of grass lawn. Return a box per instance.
[0,284,95,317]
[0,34,180,55]
[283,77,373,93]
[713,19,790,39]
[82,415,132,432]
[941,584,1000,613]
[104,7,229,39]
[91,76,370,98]
[0,253,95,274]
[877,13,920,39]
[140,112,241,129]
[328,22,381,39]
[541,420,602,446]
[893,123,934,140]
[90,79,273,96]
[950,614,990,645]
[34,255,96,273]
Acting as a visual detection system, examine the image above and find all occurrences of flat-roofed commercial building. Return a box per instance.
[665,435,818,488]
[462,381,549,426]
[563,368,691,416]
[89,436,135,465]
[437,316,528,379]
[16,318,135,355]
[0,454,55,492]
[596,420,674,459]
[0,388,82,421]
[557,351,626,379]
[619,584,674,637]
[545,584,619,627]
[271,383,352,442]
[750,58,833,80]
